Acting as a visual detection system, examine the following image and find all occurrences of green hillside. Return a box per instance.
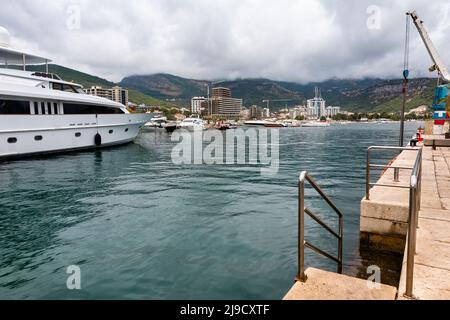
[25,64,176,108]
[120,73,209,100]
[26,64,114,88]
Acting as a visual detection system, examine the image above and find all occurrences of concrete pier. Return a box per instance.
[360,150,419,253]
[285,140,450,300]
[283,268,397,300]
[397,146,450,299]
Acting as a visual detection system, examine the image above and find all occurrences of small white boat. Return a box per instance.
[178,117,206,130]
[302,121,331,127]
[143,116,168,130]
[244,120,271,126]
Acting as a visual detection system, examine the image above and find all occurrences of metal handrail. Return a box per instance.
[366,146,420,200]
[365,145,423,299]
[405,147,422,299]
[297,171,344,282]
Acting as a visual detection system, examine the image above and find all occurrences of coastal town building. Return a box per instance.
[240,107,251,120]
[307,87,326,119]
[289,105,307,119]
[84,86,129,106]
[191,97,206,114]
[326,106,341,118]
[250,105,260,119]
[202,87,243,119]
[306,87,342,119]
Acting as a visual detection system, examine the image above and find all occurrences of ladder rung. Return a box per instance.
[304,241,340,264]
[304,208,340,239]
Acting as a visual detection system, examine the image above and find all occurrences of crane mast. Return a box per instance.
[407,11,450,83]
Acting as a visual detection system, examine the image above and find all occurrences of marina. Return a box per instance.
[1,1,450,306]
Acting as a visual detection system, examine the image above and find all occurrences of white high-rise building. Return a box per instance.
[326,106,341,118]
[306,87,326,119]
[191,97,206,114]
[84,86,128,106]
[289,106,307,119]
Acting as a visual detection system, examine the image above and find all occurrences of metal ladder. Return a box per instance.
[297,171,344,282]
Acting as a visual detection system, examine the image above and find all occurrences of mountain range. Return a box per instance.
[120,74,436,113]
[28,64,436,113]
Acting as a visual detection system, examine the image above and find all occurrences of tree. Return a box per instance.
[295,115,305,121]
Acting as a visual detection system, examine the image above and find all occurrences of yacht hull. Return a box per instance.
[0,114,150,159]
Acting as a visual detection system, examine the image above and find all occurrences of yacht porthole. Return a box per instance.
[109,130,113,134]
[7,137,17,144]
[75,132,81,137]
[34,135,43,141]
[125,128,129,132]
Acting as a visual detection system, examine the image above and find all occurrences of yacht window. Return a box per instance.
[63,85,78,93]
[34,135,43,141]
[125,128,129,132]
[51,83,80,94]
[52,83,63,91]
[7,137,17,143]
[109,130,114,134]
[0,100,30,114]
[53,103,59,115]
[63,103,125,114]
[34,102,41,115]
[75,132,81,137]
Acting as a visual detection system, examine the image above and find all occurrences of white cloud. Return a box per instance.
[1,0,449,83]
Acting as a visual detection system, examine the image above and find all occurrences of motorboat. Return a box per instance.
[177,117,206,131]
[302,121,331,127]
[0,27,151,159]
[143,115,168,130]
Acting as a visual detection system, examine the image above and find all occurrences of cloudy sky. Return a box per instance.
[1,0,450,83]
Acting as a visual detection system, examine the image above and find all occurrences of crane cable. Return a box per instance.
[400,14,411,147]
[403,14,410,80]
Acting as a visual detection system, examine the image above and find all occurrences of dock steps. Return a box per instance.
[283,268,397,300]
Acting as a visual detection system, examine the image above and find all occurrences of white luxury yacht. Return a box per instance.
[177,116,206,130]
[0,27,151,159]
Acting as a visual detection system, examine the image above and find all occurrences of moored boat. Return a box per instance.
[0,27,151,159]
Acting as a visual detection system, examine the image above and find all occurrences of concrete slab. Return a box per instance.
[361,199,408,221]
[398,263,450,300]
[360,216,408,236]
[414,237,450,269]
[397,146,450,300]
[420,208,450,222]
[283,268,397,300]
[417,217,450,243]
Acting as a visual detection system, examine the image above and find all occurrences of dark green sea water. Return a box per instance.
[0,122,420,299]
